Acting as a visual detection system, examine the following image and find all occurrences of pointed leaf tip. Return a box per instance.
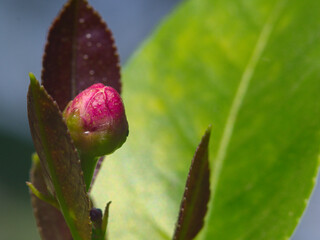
[102,201,112,235]
[29,72,37,83]
[173,125,212,240]
[42,0,121,111]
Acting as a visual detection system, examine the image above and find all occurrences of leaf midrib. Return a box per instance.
[71,0,81,98]
[200,0,287,238]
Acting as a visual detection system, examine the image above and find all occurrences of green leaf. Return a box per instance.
[42,0,121,111]
[102,201,112,238]
[173,126,211,240]
[90,202,111,240]
[29,154,72,240]
[27,74,91,240]
[92,0,320,239]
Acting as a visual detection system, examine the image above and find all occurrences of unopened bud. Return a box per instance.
[63,83,129,158]
[90,208,103,222]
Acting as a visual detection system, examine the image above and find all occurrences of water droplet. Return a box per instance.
[89,70,95,75]
[86,33,92,39]
[96,42,102,48]
[87,42,92,47]
[83,54,88,60]
[79,18,85,23]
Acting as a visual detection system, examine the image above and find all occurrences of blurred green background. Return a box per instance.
[0,0,319,239]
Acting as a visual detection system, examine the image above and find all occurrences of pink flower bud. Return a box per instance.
[63,83,128,158]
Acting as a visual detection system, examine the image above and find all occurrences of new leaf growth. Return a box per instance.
[63,83,129,189]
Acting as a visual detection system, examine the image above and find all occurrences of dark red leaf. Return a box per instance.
[42,0,121,111]
[29,155,72,240]
[27,75,91,239]
[173,126,211,240]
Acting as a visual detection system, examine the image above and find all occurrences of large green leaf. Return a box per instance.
[92,0,320,239]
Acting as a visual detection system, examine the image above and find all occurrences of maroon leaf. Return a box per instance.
[29,154,72,240]
[42,0,121,111]
[27,74,91,240]
[173,126,212,240]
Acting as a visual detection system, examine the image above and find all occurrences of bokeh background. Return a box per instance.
[0,0,319,239]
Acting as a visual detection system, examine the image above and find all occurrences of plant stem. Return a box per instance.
[80,153,99,191]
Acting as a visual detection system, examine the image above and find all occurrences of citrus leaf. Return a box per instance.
[29,154,72,240]
[173,126,211,240]
[42,0,121,111]
[27,74,91,240]
[92,0,320,239]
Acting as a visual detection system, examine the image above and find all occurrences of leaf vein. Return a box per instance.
[201,0,287,237]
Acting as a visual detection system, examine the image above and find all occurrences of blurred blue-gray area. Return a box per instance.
[0,0,180,239]
[0,0,318,239]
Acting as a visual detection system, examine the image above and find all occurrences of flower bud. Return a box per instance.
[63,83,128,158]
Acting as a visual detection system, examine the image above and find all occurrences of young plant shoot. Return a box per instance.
[63,83,129,189]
